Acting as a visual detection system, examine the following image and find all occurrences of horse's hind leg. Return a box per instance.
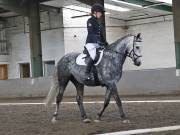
[71,77,90,123]
[52,79,69,123]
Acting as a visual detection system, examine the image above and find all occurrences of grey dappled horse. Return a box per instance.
[45,33,142,123]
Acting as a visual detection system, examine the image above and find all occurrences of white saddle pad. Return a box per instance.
[76,50,104,66]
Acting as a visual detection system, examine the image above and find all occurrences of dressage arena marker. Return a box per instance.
[97,125,180,135]
[0,100,180,106]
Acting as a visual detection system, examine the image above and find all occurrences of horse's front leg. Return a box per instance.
[95,88,111,122]
[110,83,129,123]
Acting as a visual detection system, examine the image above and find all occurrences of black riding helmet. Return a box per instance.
[91,3,105,13]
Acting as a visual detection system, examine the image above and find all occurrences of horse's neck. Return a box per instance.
[104,47,127,68]
[107,42,127,56]
[104,38,129,67]
[112,35,133,54]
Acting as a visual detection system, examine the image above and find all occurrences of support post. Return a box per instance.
[172,0,180,76]
[28,0,43,77]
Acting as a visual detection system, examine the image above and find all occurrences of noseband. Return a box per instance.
[127,36,142,61]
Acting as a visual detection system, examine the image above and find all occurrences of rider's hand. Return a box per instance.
[105,41,109,47]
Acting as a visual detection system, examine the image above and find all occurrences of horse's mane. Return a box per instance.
[107,34,133,49]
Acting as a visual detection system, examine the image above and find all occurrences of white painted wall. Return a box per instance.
[41,29,64,64]
[0,68,179,98]
[63,9,175,70]
[0,55,9,64]
[4,11,65,79]
[0,8,176,79]
[124,15,175,70]
[6,32,30,78]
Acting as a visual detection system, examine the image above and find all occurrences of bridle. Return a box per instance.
[126,36,142,61]
[105,35,142,60]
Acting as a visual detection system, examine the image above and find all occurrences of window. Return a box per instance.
[44,61,55,77]
[19,63,30,78]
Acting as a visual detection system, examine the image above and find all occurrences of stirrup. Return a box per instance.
[84,73,92,80]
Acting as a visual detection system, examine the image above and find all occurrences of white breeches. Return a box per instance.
[85,43,99,60]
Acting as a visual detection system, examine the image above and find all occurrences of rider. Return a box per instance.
[84,3,109,80]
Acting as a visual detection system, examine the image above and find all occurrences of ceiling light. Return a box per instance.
[111,0,142,8]
[104,3,130,12]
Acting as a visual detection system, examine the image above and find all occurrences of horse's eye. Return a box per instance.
[136,46,140,49]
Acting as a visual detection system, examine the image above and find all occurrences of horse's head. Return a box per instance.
[126,33,142,66]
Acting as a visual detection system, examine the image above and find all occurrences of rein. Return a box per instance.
[105,48,125,56]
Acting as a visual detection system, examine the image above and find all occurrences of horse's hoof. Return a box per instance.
[94,119,101,123]
[122,119,130,124]
[83,118,91,123]
[51,117,57,124]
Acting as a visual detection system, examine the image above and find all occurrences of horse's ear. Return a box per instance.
[136,33,141,39]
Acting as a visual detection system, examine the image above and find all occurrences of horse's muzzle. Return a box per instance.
[134,58,141,66]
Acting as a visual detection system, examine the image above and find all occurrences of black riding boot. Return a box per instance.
[84,58,94,80]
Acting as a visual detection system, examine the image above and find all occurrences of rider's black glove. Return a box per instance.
[105,41,109,47]
[99,41,109,47]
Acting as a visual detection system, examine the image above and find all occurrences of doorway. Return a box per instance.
[0,64,8,80]
[19,63,30,78]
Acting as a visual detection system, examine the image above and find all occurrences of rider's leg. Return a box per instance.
[85,43,97,60]
[85,57,94,76]
[84,43,97,80]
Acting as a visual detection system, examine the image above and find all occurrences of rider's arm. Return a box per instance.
[86,18,98,44]
[87,19,94,34]
[100,25,109,47]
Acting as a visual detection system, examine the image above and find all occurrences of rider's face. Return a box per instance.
[95,12,102,19]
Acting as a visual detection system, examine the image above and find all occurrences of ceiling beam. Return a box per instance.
[40,4,61,13]
[126,13,172,21]
[76,0,104,6]
[0,17,6,21]
[0,0,28,16]
[0,0,52,16]
[39,0,52,3]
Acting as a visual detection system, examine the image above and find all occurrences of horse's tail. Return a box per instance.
[45,66,59,106]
